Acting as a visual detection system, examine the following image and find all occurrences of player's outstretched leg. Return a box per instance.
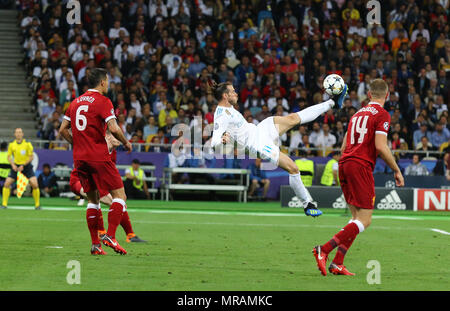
[278,153,322,217]
[273,99,334,136]
[296,99,335,125]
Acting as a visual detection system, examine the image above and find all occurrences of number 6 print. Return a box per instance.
[76,105,89,131]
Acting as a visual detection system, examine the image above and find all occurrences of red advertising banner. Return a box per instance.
[414,189,450,211]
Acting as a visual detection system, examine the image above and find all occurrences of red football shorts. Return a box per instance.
[338,160,375,210]
[73,160,123,196]
[70,169,110,197]
[69,170,82,196]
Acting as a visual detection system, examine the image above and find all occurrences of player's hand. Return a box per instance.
[12,164,18,172]
[124,141,133,153]
[394,170,404,187]
[18,165,24,172]
[221,132,231,144]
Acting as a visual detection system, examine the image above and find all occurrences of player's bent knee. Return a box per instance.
[288,113,299,125]
[288,165,299,175]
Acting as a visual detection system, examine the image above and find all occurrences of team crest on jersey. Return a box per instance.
[111,108,114,115]
[383,122,389,130]
[225,110,231,116]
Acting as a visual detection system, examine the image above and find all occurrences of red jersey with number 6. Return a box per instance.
[340,102,391,170]
[64,89,116,162]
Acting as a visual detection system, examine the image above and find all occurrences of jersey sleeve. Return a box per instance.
[211,112,229,148]
[27,142,34,156]
[100,98,116,123]
[375,111,391,137]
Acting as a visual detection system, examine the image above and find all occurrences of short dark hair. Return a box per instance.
[209,81,232,101]
[43,163,51,169]
[0,141,7,150]
[132,159,140,164]
[87,68,108,88]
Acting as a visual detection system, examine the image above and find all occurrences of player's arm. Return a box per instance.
[211,114,230,149]
[105,130,121,152]
[59,119,73,145]
[375,133,404,187]
[340,132,347,154]
[107,118,132,152]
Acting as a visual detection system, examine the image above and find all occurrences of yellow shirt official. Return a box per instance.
[8,139,33,165]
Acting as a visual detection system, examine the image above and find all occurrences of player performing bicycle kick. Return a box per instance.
[209,81,348,217]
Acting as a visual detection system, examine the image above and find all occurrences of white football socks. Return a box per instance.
[296,99,335,124]
[289,173,313,207]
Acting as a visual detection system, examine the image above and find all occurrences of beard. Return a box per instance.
[229,97,238,105]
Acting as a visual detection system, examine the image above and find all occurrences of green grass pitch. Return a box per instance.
[0,197,449,291]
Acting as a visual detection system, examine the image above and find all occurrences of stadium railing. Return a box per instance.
[52,165,158,197]
[161,167,250,202]
[21,139,446,159]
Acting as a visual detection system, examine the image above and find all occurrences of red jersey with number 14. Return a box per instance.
[340,102,391,170]
[64,89,116,162]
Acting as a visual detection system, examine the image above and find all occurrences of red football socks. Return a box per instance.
[321,222,360,255]
[107,199,126,239]
[332,235,357,265]
[97,207,105,232]
[120,211,134,235]
[86,205,99,244]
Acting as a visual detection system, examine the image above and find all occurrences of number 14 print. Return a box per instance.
[350,115,369,145]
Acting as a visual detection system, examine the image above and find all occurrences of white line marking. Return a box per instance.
[45,246,63,249]
[4,205,449,222]
[0,216,431,232]
[430,228,450,235]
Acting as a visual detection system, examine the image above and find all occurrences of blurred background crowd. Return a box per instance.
[16,0,449,161]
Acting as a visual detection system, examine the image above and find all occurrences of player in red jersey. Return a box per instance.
[313,79,404,276]
[59,68,133,255]
[69,132,146,243]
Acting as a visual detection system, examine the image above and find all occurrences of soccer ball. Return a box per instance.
[323,74,345,96]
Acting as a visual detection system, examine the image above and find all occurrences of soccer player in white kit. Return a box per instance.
[210,82,341,217]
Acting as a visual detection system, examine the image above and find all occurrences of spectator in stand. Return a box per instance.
[143,116,158,140]
[413,123,432,148]
[247,158,270,201]
[37,163,59,197]
[431,122,450,149]
[405,154,429,176]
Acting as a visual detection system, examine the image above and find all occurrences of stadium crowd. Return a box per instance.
[17,0,449,165]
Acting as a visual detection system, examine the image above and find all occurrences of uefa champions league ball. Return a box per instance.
[323,74,345,96]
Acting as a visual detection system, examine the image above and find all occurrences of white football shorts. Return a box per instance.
[247,116,280,165]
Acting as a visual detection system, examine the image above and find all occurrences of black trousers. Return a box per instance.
[124,179,147,200]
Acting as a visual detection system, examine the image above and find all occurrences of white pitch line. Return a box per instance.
[3,205,448,222]
[430,228,450,235]
[45,246,63,249]
[0,215,431,232]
